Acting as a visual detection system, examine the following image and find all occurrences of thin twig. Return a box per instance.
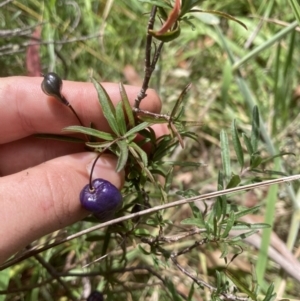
[32,253,76,301]
[134,6,158,109]
[171,257,248,301]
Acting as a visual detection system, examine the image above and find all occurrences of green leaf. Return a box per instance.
[234,206,260,219]
[191,9,247,30]
[170,83,191,120]
[230,223,270,231]
[221,60,233,105]
[116,140,129,172]
[221,211,235,238]
[260,152,295,165]
[219,242,229,258]
[119,82,135,128]
[263,283,276,301]
[251,105,260,153]
[124,121,151,138]
[181,217,205,228]
[187,282,195,301]
[138,245,151,255]
[134,228,151,236]
[220,129,231,178]
[230,230,258,241]
[91,78,120,136]
[149,22,181,43]
[180,0,204,16]
[129,142,148,167]
[226,174,241,189]
[115,101,127,135]
[231,120,244,169]
[250,154,262,169]
[218,170,224,190]
[166,279,184,301]
[63,125,115,141]
[225,270,256,300]
[242,133,254,155]
[164,167,173,194]
[289,0,300,26]
[163,161,203,167]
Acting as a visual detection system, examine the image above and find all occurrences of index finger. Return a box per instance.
[0,76,161,144]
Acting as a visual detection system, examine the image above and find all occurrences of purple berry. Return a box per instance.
[80,178,122,222]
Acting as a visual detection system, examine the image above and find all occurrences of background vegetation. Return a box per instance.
[1,0,300,300]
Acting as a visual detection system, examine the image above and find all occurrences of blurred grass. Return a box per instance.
[1,0,300,300]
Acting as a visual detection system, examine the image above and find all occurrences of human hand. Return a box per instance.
[0,76,162,263]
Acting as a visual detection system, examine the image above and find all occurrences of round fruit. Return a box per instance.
[41,72,63,98]
[80,178,122,222]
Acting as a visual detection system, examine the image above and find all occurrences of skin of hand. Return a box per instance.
[0,76,164,264]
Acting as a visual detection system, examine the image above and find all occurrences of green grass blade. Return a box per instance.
[220,129,231,179]
[221,60,233,105]
[256,158,279,286]
[288,0,300,25]
[232,21,298,70]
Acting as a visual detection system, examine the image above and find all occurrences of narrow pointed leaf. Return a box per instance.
[260,152,295,165]
[226,174,241,189]
[231,120,244,168]
[116,140,129,172]
[119,82,135,128]
[63,125,115,141]
[220,129,231,178]
[251,105,260,153]
[124,121,151,138]
[230,230,258,241]
[234,205,260,219]
[221,211,236,238]
[250,154,262,169]
[224,270,256,300]
[91,78,120,136]
[115,101,127,135]
[218,170,224,190]
[170,83,191,119]
[221,60,233,105]
[242,133,253,155]
[189,9,247,30]
[129,142,148,167]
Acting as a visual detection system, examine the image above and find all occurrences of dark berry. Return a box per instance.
[80,178,122,222]
[41,72,62,98]
[87,291,104,301]
[41,72,69,105]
